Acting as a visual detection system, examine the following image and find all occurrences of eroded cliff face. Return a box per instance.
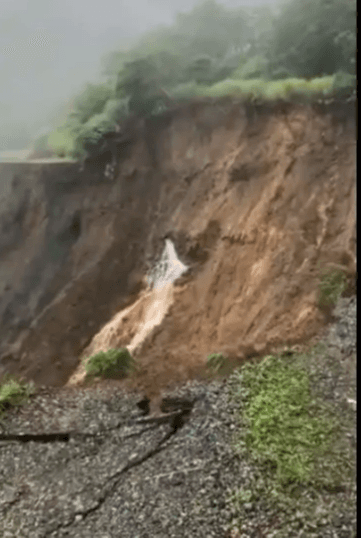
[0,98,356,394]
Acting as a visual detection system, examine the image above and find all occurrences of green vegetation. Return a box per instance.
[0,377,36,414]
[332,71,357,98]
[318,267,348,308]
[231,55,270,81]
[174,75,336,101]
[47,127,77,158]
[47,0,356,158]
[234,355,337,486]
[84,348,136,379]
[229,348,356,536]
[206,353,227,374]
[267,0,356,79]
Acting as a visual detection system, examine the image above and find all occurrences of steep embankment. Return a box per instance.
[0,98,356,395]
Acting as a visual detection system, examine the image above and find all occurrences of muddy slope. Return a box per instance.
[0,99,356,391]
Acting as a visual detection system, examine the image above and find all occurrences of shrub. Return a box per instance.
[318,267,348,308]
[47,128,77,158]
[170,81,203,100]
[48,98,128,159]
[261,77,333,100]
[206,352,227,373]
[205,78,261,98]
[74,113,116,156]
[260,79,294,100]
[102,98,129,123]
[184,55,215,85]
[84,348,136,379]
[169,76,335,102]
[69,83,113,125]
[308,75,335,94]
[332,71,356,97]
[115,56,172,117]
[0,377,36,413]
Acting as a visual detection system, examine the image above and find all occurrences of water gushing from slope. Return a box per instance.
[67,239,188,385]
[128,240,188,353]
[148,239,188,290]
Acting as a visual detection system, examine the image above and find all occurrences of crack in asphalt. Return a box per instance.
[0,432,72,443]
[0,402,195,444]
[40,407,193,537]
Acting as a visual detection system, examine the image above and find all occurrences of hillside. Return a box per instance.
[0,97,356,394]
[0,95,357,538]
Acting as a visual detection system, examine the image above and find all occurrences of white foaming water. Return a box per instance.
[148,239,188,290]
[67,239,188,383]
[128,240,188,353]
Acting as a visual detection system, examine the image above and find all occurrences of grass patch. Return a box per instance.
[206,353,227,374]
[170,76,335,102]
[0,377,36,414]
[228,349,356,536]
[308,76,335,93]
[206,352,236,377]
[169,81,205,100]
[234,354,338,487]
[318,267,348,308]
[84,348,136,379]
[49,74,347,160]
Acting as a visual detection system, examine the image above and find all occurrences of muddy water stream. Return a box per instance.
[67,240,187,384]
[128,239,188,352]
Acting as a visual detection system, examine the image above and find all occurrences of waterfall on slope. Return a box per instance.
[128,239,188,352]
[147,239,188,290]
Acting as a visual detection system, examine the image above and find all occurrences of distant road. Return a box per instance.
[0,149,77,163]
[0,149,32,161]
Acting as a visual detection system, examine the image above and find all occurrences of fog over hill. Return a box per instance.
[0,0,277,151]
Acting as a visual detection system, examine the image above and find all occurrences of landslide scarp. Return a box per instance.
[0,98,356,395]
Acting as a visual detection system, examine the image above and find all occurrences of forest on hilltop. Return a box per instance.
[39,0,356,159]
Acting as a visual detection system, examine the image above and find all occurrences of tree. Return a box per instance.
[231,55,270,80]
[75,113,115,155]
[68,83,113,125]
[132,1,256,77]
[267,0,356,78]
[185,55,214,85]
[115,56,174,117]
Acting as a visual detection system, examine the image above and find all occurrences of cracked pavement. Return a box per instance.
[0,298,356,538]
[0,381,240,538]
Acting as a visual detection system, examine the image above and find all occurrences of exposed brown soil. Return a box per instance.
[0,98,356,400]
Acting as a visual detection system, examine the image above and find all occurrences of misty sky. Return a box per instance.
[0,0,277,149]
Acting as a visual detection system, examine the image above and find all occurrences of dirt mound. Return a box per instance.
[0,99,356,396]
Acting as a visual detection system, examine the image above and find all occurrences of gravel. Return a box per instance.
[0,297,356,537]
[0,380,242,538]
